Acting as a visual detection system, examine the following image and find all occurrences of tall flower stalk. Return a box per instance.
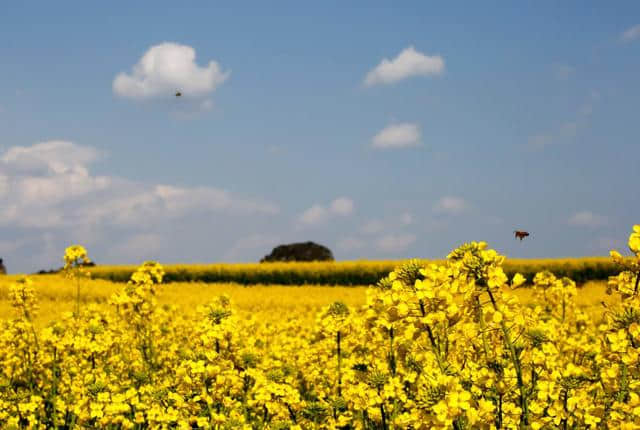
[62,245,91,317]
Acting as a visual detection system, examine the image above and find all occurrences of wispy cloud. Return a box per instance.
[375,234,417,253]
[433,196,468,215]
[364,46,444,86]
[621,24,640,42]
[528,91,599,147]
[568,211,608,227]
[298,197,355,227]
[361,219,385,235]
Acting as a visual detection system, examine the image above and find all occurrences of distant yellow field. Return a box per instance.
[80,256,628,285]
[0,274,617,328]
[0,274,368,327]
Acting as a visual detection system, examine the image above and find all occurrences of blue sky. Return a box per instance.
[1,2,639,272]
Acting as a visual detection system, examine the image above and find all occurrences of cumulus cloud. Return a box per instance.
[375,234,416,253]
[433,196,468,215]
[1,140,102,175]
[0,140,283,271]
[568,211,607,227]
[298,197,355,226]
[372,123,421,149]
[621,24,640,42]
[113,42,230,99]
[330,197,354,216]
[0,141,278,230]
[364,46,444,86]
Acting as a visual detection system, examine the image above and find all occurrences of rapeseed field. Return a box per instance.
[1,225,639,428]
[86,257,626,286]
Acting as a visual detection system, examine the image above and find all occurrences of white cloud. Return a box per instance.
[364,46,444,86]
[372,123,421,149]
[361,219,385,235]
[375,234,416,253]
[433,196,468,215]
[330,197,354,216]
[1,140,102,175]
[298,197,355,226]
[621,24,640,42]
[83,184,278,227]
[113,42,230,99]
[0,141,278,230]
[299,204,329,226]
[568,211,607,227]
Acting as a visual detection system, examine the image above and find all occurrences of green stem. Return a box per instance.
[562,389,569,430]
[337,330,342,397]
[487,288,529,428]
[419,299,446,372]
[50,347,58,428]
[379,400,388,430]
[75,270,81,317]
[497,394,503,429]
[475,296,491,360]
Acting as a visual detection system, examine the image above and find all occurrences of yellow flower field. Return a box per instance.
[1,225,639,429]
[84,256,628,286]
[0,277,617,330]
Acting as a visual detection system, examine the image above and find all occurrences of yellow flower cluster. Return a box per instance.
[1,226,639,428]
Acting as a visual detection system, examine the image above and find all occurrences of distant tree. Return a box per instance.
[260,241,334,262]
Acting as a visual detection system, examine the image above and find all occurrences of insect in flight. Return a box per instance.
[514,230,530,241]
[175,91,182,97]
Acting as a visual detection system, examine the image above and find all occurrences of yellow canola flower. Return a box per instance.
[630,225,640,254]
[3,225,640,428]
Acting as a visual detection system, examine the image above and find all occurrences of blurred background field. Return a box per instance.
[0,273,620,328]
[82,256,628,285]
